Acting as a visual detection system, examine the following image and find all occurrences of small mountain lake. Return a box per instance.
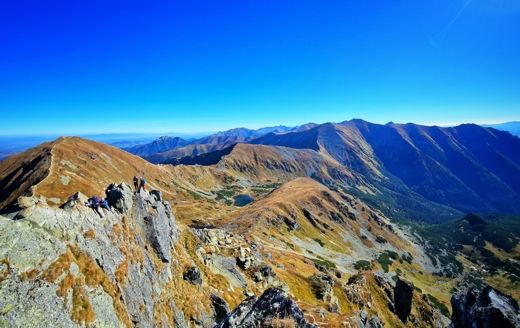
[234,194,254,207]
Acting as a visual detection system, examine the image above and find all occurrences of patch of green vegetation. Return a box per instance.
[223,175,237,184]
[258,182,282,189]
[215,189,235,200]
[311,257,336,270]
[283,240,295,250]
[411,213,520,278]
[354,260,372,271]
[250,187,271,193]
[187,190,202,200]
[401,252,413,264]
[414,286,423,293]
[426,294,450,317]
[314,238,325,247]
[377,250,399,272]
[376,236,387,244]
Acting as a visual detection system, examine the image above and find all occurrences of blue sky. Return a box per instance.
[1,1,519,135]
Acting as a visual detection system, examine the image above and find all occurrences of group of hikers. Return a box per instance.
[85,196,111,218]
[85,175,147,217]
[133,176,146,192]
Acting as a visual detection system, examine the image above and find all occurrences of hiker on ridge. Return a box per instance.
[86,196,103,218]
[100,198,111,212]
[133,176,139,191]
[139,177,147,191]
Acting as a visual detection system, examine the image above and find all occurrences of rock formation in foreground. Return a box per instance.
[0,183,314,328]
[450,285,520,328]
[0,183,179,327]
[214,288,316,328]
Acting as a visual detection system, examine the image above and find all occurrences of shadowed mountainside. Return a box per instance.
[250,120,520,215]
[125,136,189,157]
[136,126,293,162]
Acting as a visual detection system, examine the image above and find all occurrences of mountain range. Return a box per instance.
[0,119,519,327]
[123,119,520,221]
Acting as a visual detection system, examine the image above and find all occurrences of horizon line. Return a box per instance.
[0,118,518,138]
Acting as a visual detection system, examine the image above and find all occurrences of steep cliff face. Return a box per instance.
[0,183,181,327]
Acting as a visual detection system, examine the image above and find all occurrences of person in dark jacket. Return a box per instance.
[133,176,139,191]
[86,196,103,218]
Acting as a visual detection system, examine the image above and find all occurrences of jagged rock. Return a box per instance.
[211,294,230,324]
[354,310,384,328]
[105,183,133,213]
[311,273,339,313]
[357,310,384,328]
[344,274,372,308]
[311,273,334,300]
[450,285,520,328]
[17,195,48,209]
[193,228,241,248]
[60,192,88,209]
[374,273,393,298]
[367,315,384,328]
[183,266,202,285]
[394,277,414,323]
[150,189,163,202]
[236,246,256,270]
[283,216,299,231]
[215,288,316,328]
[359,310,368,324]
[0,183,184,328]
[252,265,274,283]
[134,188,178,263]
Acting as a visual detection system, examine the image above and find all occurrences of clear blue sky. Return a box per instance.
[1,1,519,135]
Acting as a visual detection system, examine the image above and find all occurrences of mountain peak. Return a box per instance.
[0,137,177,210]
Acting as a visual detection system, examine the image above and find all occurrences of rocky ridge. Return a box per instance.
[0,183,180,327]
[0,182,316,328]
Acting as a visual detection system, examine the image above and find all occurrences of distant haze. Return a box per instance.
[1,119,518,162]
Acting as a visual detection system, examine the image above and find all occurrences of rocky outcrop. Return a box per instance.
[211,294,230,324]
[394,277,414,323]
[215,288,316,328]
[183,266,202,285]
[358,310,384,328]
[236,246,257,270]
[450,285,520,328]
[106,183,178,262]
[310,273,339,313]
[344,274,373,308]
[105,183,134,213]
[0,184,182,328]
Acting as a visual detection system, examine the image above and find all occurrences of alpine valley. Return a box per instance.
[1,119,520,328]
